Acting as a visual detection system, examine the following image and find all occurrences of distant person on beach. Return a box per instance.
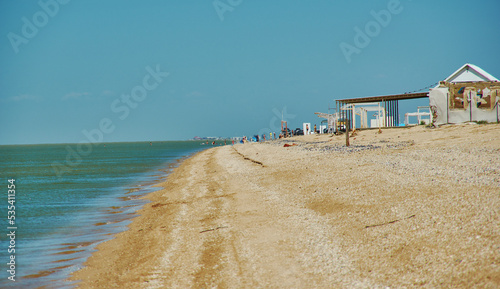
[212,141,215,145]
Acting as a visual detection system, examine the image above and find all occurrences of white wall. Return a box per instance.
[429,85,500,125]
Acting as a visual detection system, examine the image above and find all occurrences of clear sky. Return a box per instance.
[1,0,499,145]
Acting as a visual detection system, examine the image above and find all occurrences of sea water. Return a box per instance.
[0,141,207,288]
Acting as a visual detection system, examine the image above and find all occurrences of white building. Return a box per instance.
[429,64,500,125]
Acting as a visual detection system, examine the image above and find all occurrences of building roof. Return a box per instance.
[336,92,428,104]
[444,63,499,83]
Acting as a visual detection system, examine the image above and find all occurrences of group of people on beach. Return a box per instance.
[205,139,235,146]
[203,125,323,146]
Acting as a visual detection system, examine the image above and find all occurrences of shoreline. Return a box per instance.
[70,124,500,288]
[3,142,206,289]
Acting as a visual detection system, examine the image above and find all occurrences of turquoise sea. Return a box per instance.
[0,141,208,288]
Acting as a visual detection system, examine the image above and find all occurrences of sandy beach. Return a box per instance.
[70,124,500,288]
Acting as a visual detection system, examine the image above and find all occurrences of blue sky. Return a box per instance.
[1,0,499,144]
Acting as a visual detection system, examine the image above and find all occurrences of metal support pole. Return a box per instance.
[348,104,350,129]
[384,102,386,127]
[342,102,344,131]
[340,102,345,131]
[392,100,395,126]
[341,102,344,131]
[392,100,396,126]
[352,104,356,131]
[393,100,396,126]
[387,101,390,127]
[390,100,393,126]
[336,101,338,133]
[350,106,353,129]
[378,102,381,131]
[384,100,388,127]
[396,100,399,126]
[345,104,351,128]
[345,103,347,130]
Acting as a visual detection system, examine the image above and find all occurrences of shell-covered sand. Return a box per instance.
[71,124,500,288]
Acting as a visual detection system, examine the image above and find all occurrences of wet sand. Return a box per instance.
[71,123,500,288]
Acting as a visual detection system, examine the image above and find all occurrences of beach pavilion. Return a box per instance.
[334,92,429,131]
[329,63,499,132]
